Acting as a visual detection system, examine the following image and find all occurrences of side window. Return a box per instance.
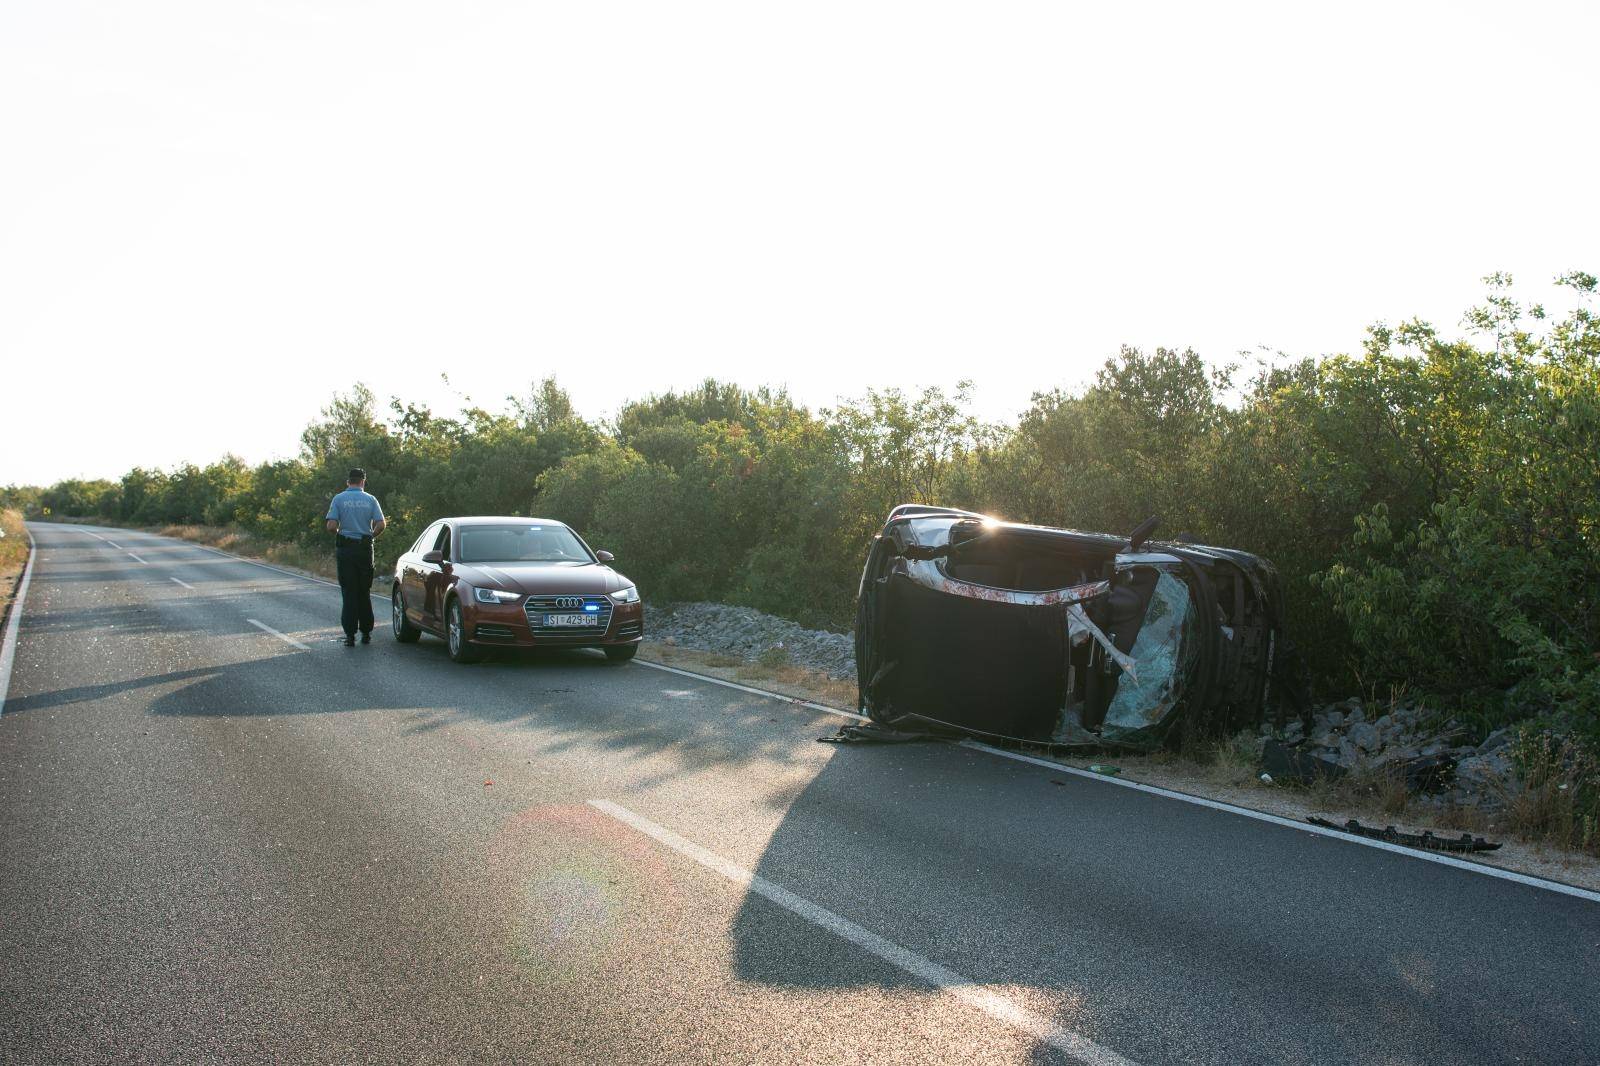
[413,522,440,554]
[433,524,452,560]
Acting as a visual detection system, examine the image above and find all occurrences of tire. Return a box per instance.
[445,598,482,663]
[392,587,421,643]
[603,645,637,664]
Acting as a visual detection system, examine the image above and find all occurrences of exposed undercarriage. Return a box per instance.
[854,506,1298,750]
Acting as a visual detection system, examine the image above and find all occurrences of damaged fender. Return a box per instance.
[854,505,1298,750]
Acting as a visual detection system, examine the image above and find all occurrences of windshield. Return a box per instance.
[455,524,592,564]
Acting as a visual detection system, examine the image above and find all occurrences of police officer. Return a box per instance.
[325,467,386,645]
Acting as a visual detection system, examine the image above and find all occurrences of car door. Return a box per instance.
[400,522,439,621]
[421,523,453,630]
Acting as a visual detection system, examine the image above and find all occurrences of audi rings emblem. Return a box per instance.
[555,596,584,611]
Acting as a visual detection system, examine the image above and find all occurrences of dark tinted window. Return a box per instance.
[456,524,590,563]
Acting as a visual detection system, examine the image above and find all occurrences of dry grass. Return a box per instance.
[0,508,30,623]
[0,509,27,570]
[153,524,342,584]
[1502,732,1600,856]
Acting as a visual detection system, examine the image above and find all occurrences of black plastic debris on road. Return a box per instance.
[1307,816,1502,853]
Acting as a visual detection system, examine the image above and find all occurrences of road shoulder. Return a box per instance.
[637,640,1600,894]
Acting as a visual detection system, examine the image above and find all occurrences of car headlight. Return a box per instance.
[609,586,640,604]
[474,587,520,604]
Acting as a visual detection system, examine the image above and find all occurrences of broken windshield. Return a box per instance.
[1098,571,1198,744]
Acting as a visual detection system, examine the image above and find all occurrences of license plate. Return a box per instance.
[543,613,598,627]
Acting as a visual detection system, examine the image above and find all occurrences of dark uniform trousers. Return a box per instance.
[336,535,376,636]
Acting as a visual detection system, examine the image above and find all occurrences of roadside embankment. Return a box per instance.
[0,508,30,625]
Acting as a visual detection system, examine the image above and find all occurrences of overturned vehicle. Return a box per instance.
[854,506,1296,750]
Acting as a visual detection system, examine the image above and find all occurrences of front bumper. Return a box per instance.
[462,597,644,648]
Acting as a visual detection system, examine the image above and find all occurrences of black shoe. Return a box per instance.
[344,634,356,647]
[360,631,372,645]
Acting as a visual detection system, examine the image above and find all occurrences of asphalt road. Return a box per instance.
[2,523,1597,1065]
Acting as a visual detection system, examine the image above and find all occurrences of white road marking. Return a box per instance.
[76,526,1600,905]
[170,576,195,590]
[126,552,148,564]
[958,740,1600,905]
[104,540,123,549]
[588,798,1135,1066]
[246,618,311,651]
[0,525,38,719]
[637,660,867,722]
[171,539,389,601]
[636,659,1600,905]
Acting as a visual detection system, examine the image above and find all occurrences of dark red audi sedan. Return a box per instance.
[390,516,643,664]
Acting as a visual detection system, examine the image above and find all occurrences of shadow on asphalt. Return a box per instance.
[18,524,1600,1063]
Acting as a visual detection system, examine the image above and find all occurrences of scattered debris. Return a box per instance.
[1262,738,1347,783]
[1087,764,1122,776]
[1308,817,1501,854]
[818,722,943,745]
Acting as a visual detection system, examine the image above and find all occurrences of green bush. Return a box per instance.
[16,277,1599,733]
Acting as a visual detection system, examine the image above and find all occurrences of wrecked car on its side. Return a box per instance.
[854,506,1296,750]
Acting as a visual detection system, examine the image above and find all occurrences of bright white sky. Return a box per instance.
[3,1,1597,485]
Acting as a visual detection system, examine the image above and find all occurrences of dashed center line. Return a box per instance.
[126,552,148,564]
[587,799,1136,1066]
[105,541,123,549]
[170,577,195,590]
[246,618,311,651]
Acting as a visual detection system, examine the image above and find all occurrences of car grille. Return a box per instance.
[524,595,613,640]
[473,623,517,642]
[614,620,643,639]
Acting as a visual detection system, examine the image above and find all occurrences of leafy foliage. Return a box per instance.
[10,278,1599,728]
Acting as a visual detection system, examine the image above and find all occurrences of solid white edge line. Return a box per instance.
[73,526,1600,905]
[587,798,1135,1066]
[0,525,38,719]
[957,739,1600,905]
[635,659,867,721]
[636,659,1600,905]
[170,576,195,590]
[176,538,388,601]
[246,618,311,652]
[126,552,148,564]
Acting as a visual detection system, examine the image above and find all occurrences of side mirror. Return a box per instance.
[421,550,444,564]
[596,550,615,563]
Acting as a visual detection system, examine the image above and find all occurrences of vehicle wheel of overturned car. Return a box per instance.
[853,505,1304,751]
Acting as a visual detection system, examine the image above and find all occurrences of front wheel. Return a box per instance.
[603,645,637,664]
[392,587,421,643]
[445,599,482,663]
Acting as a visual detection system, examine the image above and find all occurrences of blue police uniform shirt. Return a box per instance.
[326,487,384,539]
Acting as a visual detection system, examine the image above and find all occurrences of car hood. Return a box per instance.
[457,560,632,596]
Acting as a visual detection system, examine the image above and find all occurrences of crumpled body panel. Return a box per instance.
[855,506,1291,750]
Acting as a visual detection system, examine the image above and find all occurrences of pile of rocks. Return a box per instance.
[1261,698,1520,810]
[648,602,857,680]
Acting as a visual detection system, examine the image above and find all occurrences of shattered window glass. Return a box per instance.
[1099,572,1198,744]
